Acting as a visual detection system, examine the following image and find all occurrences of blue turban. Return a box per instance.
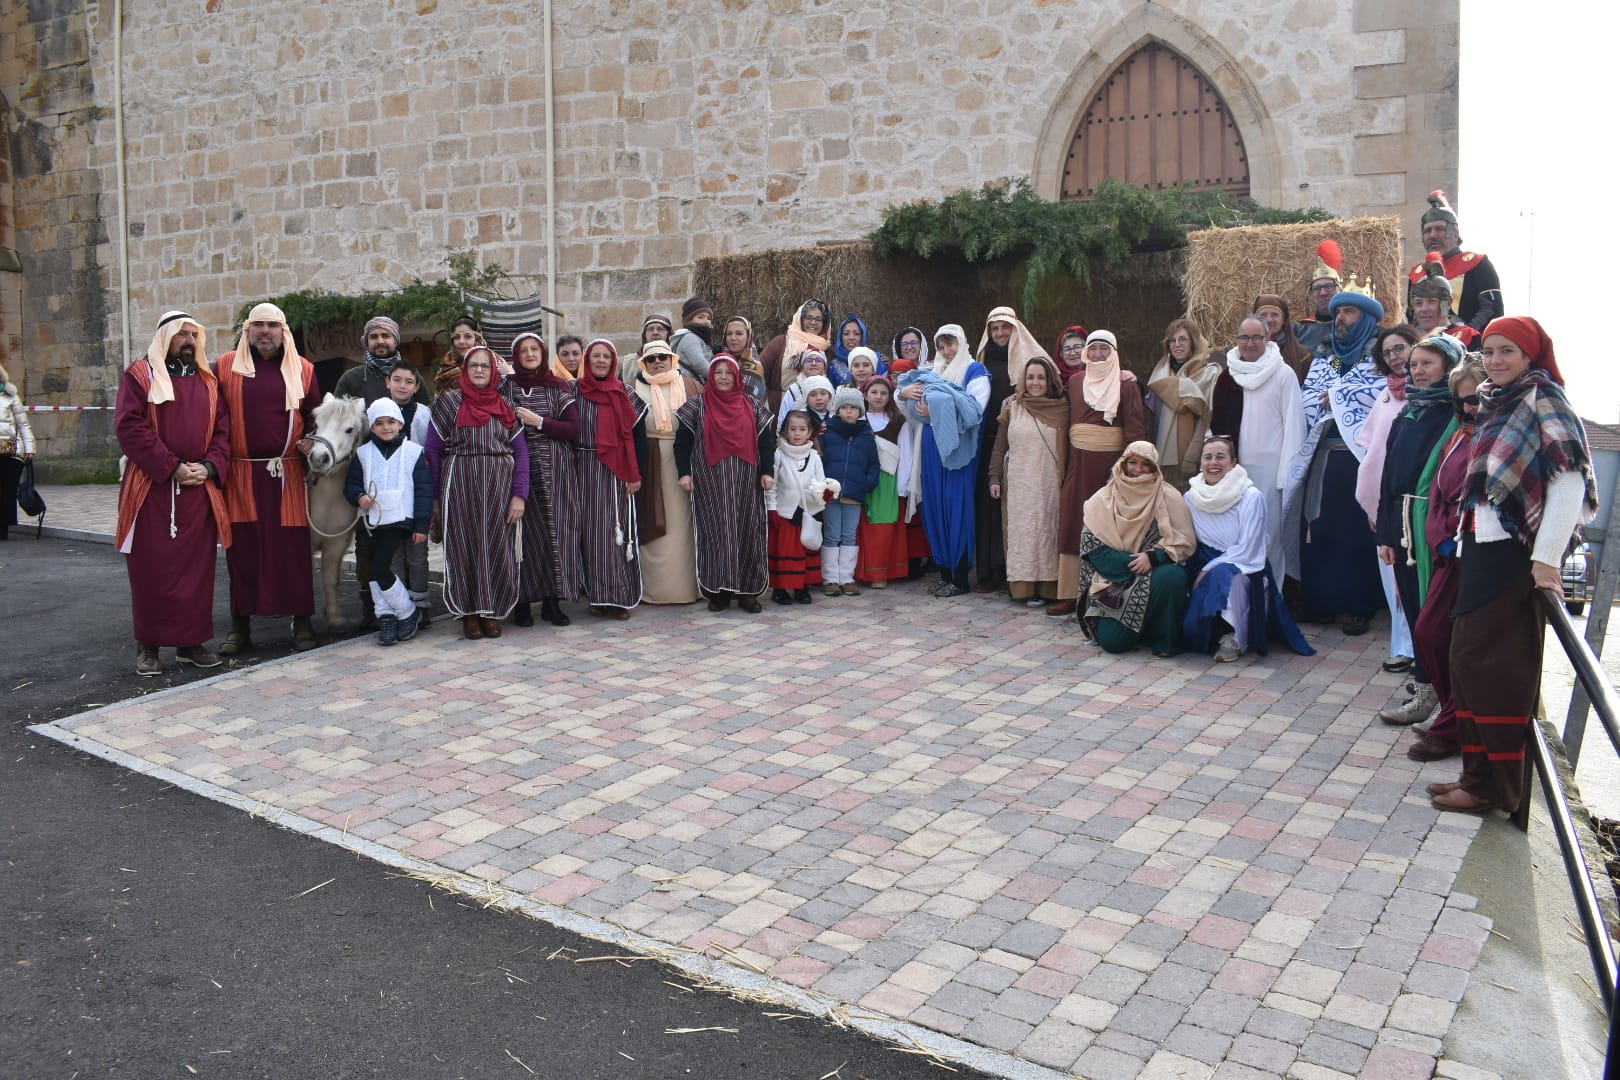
[1327,291,1383,366]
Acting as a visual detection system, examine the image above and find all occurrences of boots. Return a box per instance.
[513,602,535,627]
[773,589,794,606]
[540,597,571,626]
[1380,681,1439,725]
[839,548,860,595]
[377,614,400,646]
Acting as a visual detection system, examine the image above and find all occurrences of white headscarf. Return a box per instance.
[932,324,975,385]
[1080,329,1122,423]
[139,311,208,406]
[231,302,306,410]
[976,306,1052,391]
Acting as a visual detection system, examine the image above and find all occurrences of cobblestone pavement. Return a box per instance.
[39,588,1497,1079]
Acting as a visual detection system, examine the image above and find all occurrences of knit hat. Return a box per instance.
[1310,240,1343,286]
[1410,253,1453,301]
[1421,190,1459,229]
[847,346,879,370]
[831,386,865,414]
[364,315,401,343]
[367,398,405,427]
[643,313,674,333]
[1413,333,1466,369]
[681,296,712,323]
[798,375,834,398]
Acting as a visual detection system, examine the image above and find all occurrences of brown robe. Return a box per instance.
[1058,370,1149,554]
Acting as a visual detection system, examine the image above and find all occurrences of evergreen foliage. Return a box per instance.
[870,178,1331,314]
[234,251,511,332]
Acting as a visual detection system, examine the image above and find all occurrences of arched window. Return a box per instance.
[1061,42,1250,201]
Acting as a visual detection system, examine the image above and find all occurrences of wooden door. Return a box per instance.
[1061,42,1250,200]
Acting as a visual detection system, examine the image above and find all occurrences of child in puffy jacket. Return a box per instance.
[817,387,880,596]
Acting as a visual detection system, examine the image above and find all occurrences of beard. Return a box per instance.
[169,344,196,363]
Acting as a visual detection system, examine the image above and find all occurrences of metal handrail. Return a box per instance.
[1533,591,1620,1064]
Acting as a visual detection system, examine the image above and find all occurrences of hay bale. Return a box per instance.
[694,240,1183,379]
[1183,217,1405,349]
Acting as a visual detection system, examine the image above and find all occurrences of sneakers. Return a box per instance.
[135,643,162,677]
[1214,634,1242,663]
[841,583,860,596]
[395,608,420,644]
[377,614,399,646]
[823,584,842,598]
[175,645,222,669]
[1380,682,1439,725]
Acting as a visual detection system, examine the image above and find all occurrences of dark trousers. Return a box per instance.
[1392,557,1428,683]
[0,455,22,534]
[367,527,408,590]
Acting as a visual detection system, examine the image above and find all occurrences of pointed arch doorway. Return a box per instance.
[1058,41,1252,201]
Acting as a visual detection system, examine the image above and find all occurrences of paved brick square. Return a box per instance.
[41,586,1496,1078]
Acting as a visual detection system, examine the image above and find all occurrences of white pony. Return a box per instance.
[303,395,368,630]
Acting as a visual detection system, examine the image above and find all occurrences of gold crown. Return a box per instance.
[1339,273,1376,300]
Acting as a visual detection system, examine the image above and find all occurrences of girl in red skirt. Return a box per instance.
[766,411,836,604]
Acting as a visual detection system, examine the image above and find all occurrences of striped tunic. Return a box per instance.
[674,396,774,596]
[508,383,584,603]
[575,384,648,608]
[429,393,524,618]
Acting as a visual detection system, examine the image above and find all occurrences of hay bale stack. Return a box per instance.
[695,240,1183,380]
[1183,217,1404,349]
[693,241,988,353]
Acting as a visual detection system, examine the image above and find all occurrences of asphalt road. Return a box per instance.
[2,536,986,1079]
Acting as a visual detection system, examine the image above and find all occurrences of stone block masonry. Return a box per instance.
[0,0,1456,465]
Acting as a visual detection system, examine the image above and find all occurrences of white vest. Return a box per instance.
[357,440,423,528]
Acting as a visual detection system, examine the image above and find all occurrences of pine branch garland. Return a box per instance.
[870,178,1331,315]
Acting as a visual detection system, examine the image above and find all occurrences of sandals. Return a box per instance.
[217,620,252,656]
[291,618,318,652]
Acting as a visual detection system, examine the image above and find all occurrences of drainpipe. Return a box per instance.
[542,0,558,328]
[112,0,132,365]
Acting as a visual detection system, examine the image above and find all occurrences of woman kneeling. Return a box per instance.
[1182,436,1313,662]
[1078,442,1196,655]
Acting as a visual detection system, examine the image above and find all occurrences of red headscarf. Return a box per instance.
[575,338,642,483]
[700,354,761,467]
[1054,324,1089,381]
[456,346,517,428]
[1481,316,1564,386]
[506,332,568,390]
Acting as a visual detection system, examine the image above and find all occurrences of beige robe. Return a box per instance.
[991,405,1065,592]
[634,381,700,603]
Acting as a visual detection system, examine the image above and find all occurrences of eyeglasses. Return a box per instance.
[1060,344,1086,355]
[1309,283,1338,293]
[1235,335,1267,344]
[1382,343,1410,357]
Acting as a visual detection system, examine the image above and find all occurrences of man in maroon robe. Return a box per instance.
[115,311,234,675]
[214,302,325,653]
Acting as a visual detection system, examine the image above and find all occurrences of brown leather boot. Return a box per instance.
[462,615,484,640]
[135,643,162,677]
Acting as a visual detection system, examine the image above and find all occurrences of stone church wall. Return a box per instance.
[0,0,1457,463]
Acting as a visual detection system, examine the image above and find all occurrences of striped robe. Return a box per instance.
[509,383,583,603]
[675,395,773,596]
[430,394,524,618]
[576,384,648,608]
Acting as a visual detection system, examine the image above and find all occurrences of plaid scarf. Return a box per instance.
[363,350,398,380]
[1463,368,1597,545]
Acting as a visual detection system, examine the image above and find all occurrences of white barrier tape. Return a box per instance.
[24,405,115,411]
